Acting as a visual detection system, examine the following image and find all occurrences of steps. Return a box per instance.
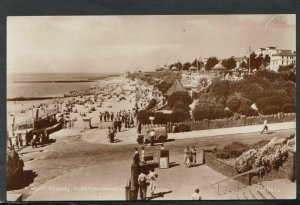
[215,179,295,200]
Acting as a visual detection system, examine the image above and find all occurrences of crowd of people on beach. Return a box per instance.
[105,109,137,143]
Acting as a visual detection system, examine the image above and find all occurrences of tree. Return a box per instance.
[205,57,219,71]
[240,61,247,69]
[182,62,192,71]
[221,57,237,70]
[170,62,183,71]
[278,64,295,72]
[249,53,264,70]
[192,59,202,70]
[263,54,271,67]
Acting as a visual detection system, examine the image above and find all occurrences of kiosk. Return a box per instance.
[159,149,169,169]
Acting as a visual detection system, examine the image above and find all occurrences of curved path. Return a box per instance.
[80,121,296,145]
[27,160,131,201]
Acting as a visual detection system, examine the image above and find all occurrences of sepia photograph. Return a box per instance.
[6,14,296,201]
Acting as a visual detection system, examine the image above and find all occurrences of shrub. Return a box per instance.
[215,142,249,159]
[281,103,295,113]
[137,110,167,124]
[238,104,258,116]
[279,71,296,83]
[137,110,190,124]
[192,103,233,121]
[210,108,233,119]
[168,110,190,123]
[261,105,280,115]
[226,95,241,112]
[235,135,295,174]
[249,140,269,150]
[174,124,191,133]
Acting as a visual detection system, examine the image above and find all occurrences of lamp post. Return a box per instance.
[247,46,252,74]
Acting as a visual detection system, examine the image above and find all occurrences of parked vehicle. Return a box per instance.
[137,127,167,145]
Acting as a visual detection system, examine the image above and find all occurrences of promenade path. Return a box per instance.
[80,121,296,145]
[169,121,295,140]
[26,157,240,200]
[24,124,296,201]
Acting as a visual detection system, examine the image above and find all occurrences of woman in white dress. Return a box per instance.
[148,169,158,197]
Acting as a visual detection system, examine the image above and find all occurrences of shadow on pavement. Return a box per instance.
[191,163,204,167]
[148,191,173,200]
[164,139,175,143]
[113,139,123,143]
[169,162,180,168]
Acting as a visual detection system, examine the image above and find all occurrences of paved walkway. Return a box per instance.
[169,121,295,140]
[26,158,240,201]
[80,121,296,145]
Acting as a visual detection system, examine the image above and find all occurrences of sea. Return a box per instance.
[7,72,117,99]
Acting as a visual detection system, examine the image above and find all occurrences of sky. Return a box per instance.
[7,15,296,73]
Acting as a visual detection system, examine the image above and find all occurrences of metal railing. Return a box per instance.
[14,107,59,131]
[211,166,265,196]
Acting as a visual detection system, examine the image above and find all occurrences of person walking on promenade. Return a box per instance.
[121,112,125,123]
[99,112,103,121]
[133,147,140,165]
[107,127,113,142]
[261,119,269,135]
[118,118,122,132]
[111,112,114,121]
[150,129,155,146]
[191,188,202,200]
[191,146,196,167]
[141,146,145,164]
[138,171,148,200]
[137,122,142,134]
[148,168,158,198]
[107,112,111,122]
[32,134,38,148]
[113,119,118,132]
[104,112,107,122]
[184,146,191,168]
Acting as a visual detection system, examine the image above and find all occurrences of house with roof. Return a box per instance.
[255,46,278,57]
[234,56,248,68]
[270,49,296,71]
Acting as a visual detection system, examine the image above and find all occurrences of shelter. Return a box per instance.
[212,63,226,72]
[164,79,186,97]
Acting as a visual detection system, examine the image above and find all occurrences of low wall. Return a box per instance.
[204,150,296,187]
[204,152,250,185]
[142,112,295,133]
